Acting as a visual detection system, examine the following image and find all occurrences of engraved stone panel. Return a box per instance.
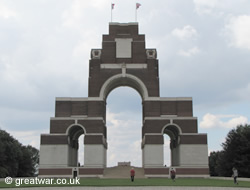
[115,38,132,58]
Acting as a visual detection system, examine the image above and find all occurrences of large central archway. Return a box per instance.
[106,86,142,167]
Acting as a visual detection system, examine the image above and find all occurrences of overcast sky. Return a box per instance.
[0,0,250,167]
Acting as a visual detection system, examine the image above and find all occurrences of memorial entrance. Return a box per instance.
[39,23,209,178]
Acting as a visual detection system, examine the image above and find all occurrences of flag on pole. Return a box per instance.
[135,3,141,22]
[111,3,115,22]
[136,3,141,9]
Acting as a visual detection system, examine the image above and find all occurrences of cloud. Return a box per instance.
[172,25,198,40]
[106,109,142,167]
[62,0,107,30]
[105,109,175,167]
[106,110,121,128]
[193,0,224,15]
[200,113,248,129]
[0,2,17,19]
[193,0,250,16]
[225,15,250,51]
[6,129,46,149]
[62,0,87,29]
[171,25,200,57]
[178,46,200,57]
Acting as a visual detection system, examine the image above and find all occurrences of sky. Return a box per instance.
[0,0,250,167]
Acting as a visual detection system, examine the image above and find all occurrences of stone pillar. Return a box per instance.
[39,135,70,168]
[84,135,107,168]
[179,144,208,167]
[142,135,164,168]
[171,143,180,166]
[68,140,78,166]
[178,134,208,167]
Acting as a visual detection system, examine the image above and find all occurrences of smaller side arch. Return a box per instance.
[162,123,182,149]
[162,123,182,167]
[66,124,86,167]
[161,123,182,135]
[66,124,86,140]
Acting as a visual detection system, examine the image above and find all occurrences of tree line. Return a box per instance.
[0,129,39,177]
[209,124,250,177]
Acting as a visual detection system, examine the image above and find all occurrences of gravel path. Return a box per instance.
[2,187,246,190]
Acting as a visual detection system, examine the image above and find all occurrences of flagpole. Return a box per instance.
[111,3,115,22]
[111,3,113,22]
[135,7,137,22]
[135,3,141,22]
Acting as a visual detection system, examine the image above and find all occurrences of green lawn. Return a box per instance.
[0,178,250,188]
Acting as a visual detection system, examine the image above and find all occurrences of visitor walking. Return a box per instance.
[130,168,135,182]
[232,167,238,185]
[170,167,176,182]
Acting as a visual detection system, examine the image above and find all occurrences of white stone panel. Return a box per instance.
[179,144,208,167]
[115,38,132,58]
[143,144,164,168]
[39,145,69,168]
[84,145,106,168]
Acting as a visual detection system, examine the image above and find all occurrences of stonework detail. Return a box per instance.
[91,49,101,59]
[146,49,157,59]
[39,22,209,178]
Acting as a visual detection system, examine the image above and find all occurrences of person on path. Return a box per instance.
[130,168,135,182]
[232,167,238,185]
[170,167,176,182]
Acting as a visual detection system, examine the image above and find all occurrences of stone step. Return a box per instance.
[103,166,145,178]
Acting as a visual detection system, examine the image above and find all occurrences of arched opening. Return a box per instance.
[67,125,85,167]
[163,124,181,167]
[106,86,142,167]
[78,134,84,166]
[100,73,149,101]
[164,134,171,167]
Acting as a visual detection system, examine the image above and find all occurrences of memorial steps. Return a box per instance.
[103,166,145,179]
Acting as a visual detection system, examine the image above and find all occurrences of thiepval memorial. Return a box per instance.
[39,23,209,178]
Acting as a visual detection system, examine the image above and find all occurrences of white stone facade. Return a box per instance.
[143,144,164,168]
[84,145,107,168]
[40,145,69,168]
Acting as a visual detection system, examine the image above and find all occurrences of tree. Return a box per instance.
[17,145,39,177]
[209,124,250,177]
[0,129,39,177]
[220,124,250,177]
[0,129,21,177]
[209,151,221,176]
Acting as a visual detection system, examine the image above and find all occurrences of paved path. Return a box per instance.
[3,187,247,190]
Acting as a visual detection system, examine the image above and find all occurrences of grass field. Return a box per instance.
[0,178,250,188]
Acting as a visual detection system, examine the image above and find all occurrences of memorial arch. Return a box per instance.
[39,22,209,177]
